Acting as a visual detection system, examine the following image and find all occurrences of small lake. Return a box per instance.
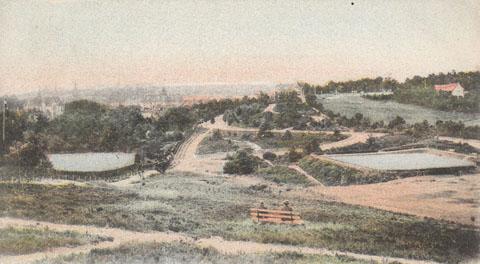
[327,152,475,171]
[48,152,136,172]
[318,94,480,126]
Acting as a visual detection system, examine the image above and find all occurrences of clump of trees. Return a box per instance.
[393,86,479,113]
[274,90,305,128]
[299,77,400,94]
[435,121,480,140]
[302,71,480,113]
[222,93,271,127]
[223,149,261,174]
[325,111,385,131]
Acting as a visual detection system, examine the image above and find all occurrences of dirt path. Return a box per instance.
[0,217,191,264]
[321,131,384,150]
[168,129,225,175]
[288,165,323,186]
[167,113,385,176]
[0,217,439,264]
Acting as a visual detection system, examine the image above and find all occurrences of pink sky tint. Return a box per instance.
[0,0,479,94]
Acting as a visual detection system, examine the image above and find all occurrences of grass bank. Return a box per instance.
[255,165,310,186]
[35,242,369,264]
[0,175,478,263]
[297,156,396,186]
[0,226,108,256]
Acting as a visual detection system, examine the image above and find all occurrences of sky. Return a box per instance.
[0,0,479,94]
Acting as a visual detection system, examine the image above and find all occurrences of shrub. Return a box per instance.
[287,148,304,162]
[282,130,293,140]
[302,138,321,154]
[388,116,406,130]
[262,152,277,161]
[211,129,223,141]
[223,150,259,174]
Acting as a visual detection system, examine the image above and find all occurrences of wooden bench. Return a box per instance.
[250,208,304,225]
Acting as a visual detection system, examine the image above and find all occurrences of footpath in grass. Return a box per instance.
[0,177,479,263]
[34,242,370,264]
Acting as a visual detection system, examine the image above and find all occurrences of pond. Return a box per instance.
[318,94,480,126]
[326,152,475,171]
[48,152,136,172]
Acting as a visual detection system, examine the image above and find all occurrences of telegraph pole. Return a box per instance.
[2,96,6,155]
[2,97,5,143]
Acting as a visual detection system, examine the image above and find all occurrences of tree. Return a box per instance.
[211,129,223,141]
[14,132,49,168]
[388,116,406,130]
[303,138,320,154]
[257,120,273,138]
[305,93,323,111]
[262,151,277,161]
[287,147,303,162]
[223,150,259,174]
[282,130,293,140]
[257,92,270,106]
[156,106,196,131]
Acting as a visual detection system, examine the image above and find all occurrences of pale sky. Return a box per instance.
[1,0,479,94]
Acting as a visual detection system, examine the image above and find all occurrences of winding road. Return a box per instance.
[167,114,385,175]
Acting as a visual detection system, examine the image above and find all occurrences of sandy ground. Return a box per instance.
[169,129,226,175]
[0,217,439,264]
[288,173,480,227]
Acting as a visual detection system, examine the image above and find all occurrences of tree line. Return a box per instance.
[301,71,480,113]
[0,96,264,168]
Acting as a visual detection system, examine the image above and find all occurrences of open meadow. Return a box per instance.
[319,94,480,126]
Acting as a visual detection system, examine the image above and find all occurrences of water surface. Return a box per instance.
[48,152,135,172]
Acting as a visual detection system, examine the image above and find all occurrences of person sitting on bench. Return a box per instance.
[281,200,293,211]
[259,201,267,209]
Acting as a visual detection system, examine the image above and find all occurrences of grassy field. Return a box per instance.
[230,132,347,150]
[35,242,369,264]
[255,165,310,185]
[0,183,139,230]
[319,94,480,126]
[196,136,239,155]
[297,156,397,186]
[0,226,107,256]
[0,175,478,263]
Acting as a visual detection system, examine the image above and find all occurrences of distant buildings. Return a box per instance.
[23,92,64,119]
[434,83,465,97]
